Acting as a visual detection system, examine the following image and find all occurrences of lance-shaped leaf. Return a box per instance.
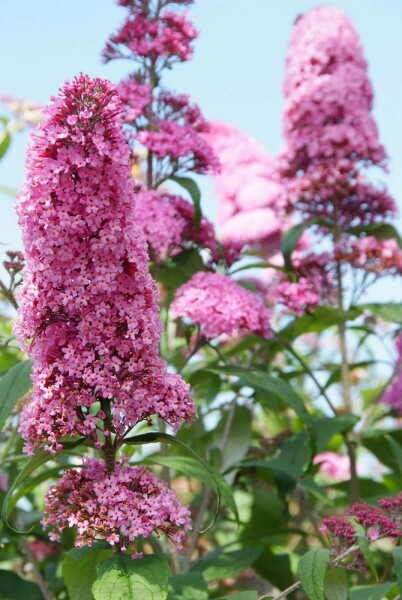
[298,548,330,600]
[0,360,32,431]
[145,454,238,521]
[205,366,312,425]
[2,439,84,533]
[124,431,221,531]
[170,175,202,229]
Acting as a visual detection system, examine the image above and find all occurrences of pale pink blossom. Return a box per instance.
[203,121,287,253]
[313,452,351,481]
[42,457,191,553]
[171,271,271,339]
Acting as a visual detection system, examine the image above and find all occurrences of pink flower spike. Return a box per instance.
[16,74,196,454]
[171,271,271,340]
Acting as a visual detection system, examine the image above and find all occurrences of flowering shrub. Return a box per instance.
[1,3,402,600]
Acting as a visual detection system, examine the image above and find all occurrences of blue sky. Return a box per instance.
[1,0,402,255]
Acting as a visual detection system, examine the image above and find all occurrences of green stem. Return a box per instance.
[273,330,337,416]
[146,150,153,189]
[183,397,238,571]
[0,422,19,462]
[335,243,359,502]
[0,278,18,310]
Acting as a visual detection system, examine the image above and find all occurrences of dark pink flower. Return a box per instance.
[134,189,217,261]
[281,6,394,230]
[16,74,195,454]
[42,457,191,553]
[171,271,271,340]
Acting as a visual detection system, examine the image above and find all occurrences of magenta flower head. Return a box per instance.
[16,74,195,455]
[103,0,197,65]
[171,271,271,340]
[282,6,395,228]
[134,189,217,262]
[283,6,385,166]
[42,456,191,554]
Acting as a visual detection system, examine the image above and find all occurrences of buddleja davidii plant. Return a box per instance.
[259,6,402,598]
[171,3,402,595]
[0,74,240,600]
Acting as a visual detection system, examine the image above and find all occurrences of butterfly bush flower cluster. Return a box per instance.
[381,333,402,413]
[321,496,402,570]
[16,74,193,553]
[16,74,195,455]
[3,250,24,276]
[279,5,398,307]
[281,5,395,226]
[203,121,287,255]
[104,0,196,63]
[171,271,271,340]
[272,251,335,316]
[134,189,217,262]
[42,457,191,554]
[335,237,402,275]
[103,0,218,261]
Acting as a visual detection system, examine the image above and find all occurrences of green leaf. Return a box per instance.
[7,466,64,515]
[281,222,311,271]
[393,546,402,595]
[219,405,252,474]
[267,430,311,481]
[170,176,202,229]
[229,260,285,275]
[240,489,289,543]
[349,582,396,600]
[190,547,263,582]
[146,454,238,521]
[124,431,221,531]
[92,555,169,600]
[3,449,55,533]
[188,370,221,403]
[0,570,42,600]
[206,366,312,425]
[167,573,208,600]
[312,414,359,453]
[385,435,402,474]
[358,303,402,324]
[351,520,378,580]
[0,360,32,431]
[323,568,348,600]
[0,130,11,160]
[158,249,205,291]
[347,223,402,247]
[298,548,330,600]
[215,593,258,600]
[253,550,294,591]
[63,548,112,600]
[362,429,402,473]
[280,306,361,342]
[2,439,83,533]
